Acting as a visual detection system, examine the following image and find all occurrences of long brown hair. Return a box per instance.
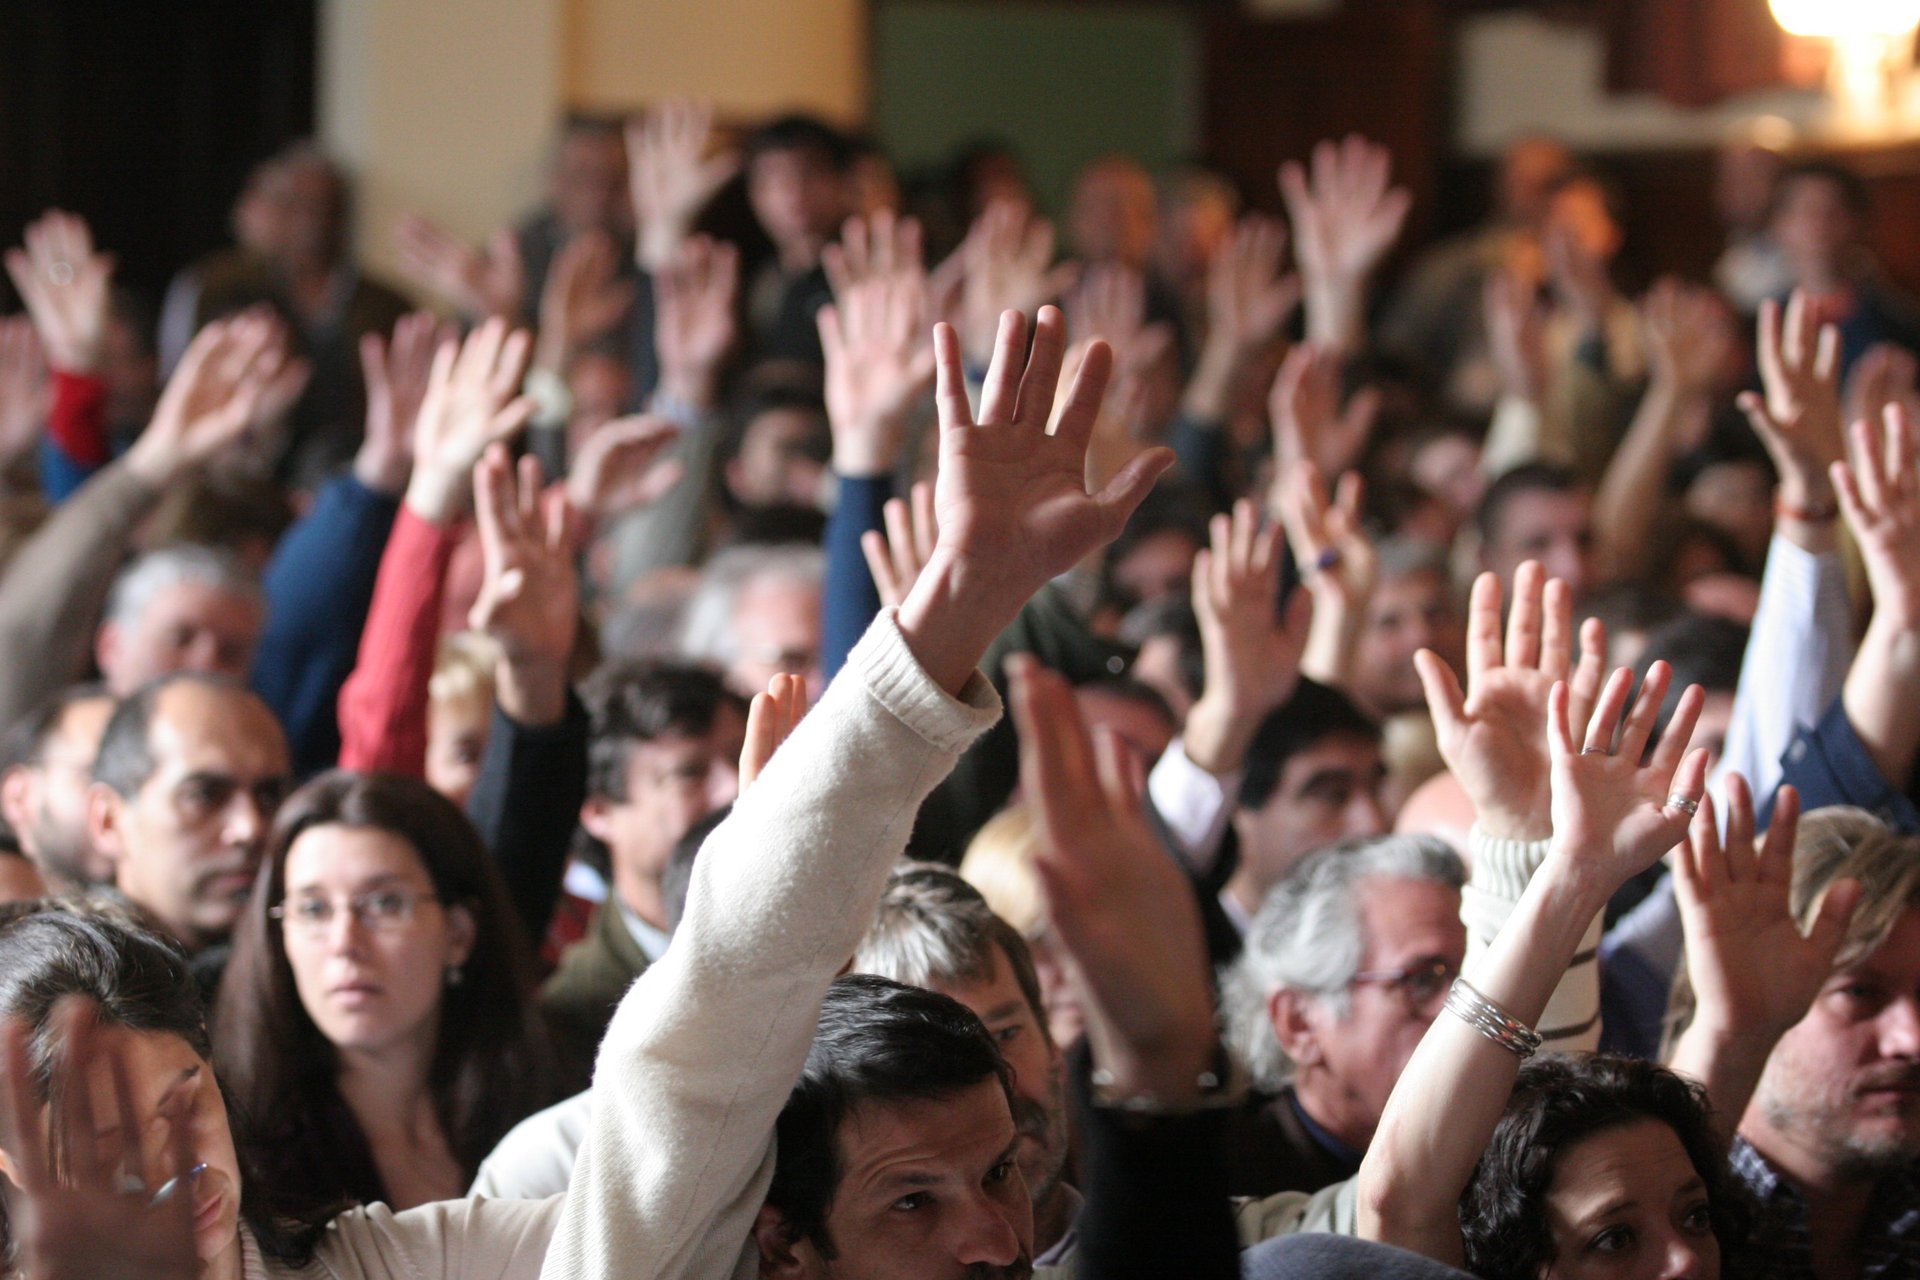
[212,771,550,1216]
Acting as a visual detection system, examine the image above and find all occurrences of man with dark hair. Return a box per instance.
[721,385,833,512]
[854,864,1078,1262]
[83,673,290,956]
[0,684,115,891]
[1222,680,1386,937]
[1475,462,1597,602]
[1769,159,1920,374]
[517,113,635,312]
[540,660,746,1091]
[743,113,853,367]
[756,974,1027,1273]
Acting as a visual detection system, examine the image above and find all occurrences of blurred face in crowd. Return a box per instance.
[749,145,848,264]
[923,943,1070,1225]
[1109,529,1200,613]
[1481,487,1596,602]
[552,127,632,238]
[1071,158,1157,270]
[1410,433,1485,526]
[278,824,475,1060]
[1073,686,1175,770]
[1276,875,1465,1150]
[1231,734,1387,910]
[1540,1118,1720,1280]
[1,693,115,890]
[1716,142,1783,234]
[729,576,824,703]
[727,406,830,510]
[1685,460,1773,573]
[1772,174,1860,284]
[1500,136,1574,228]
[425,692,491,811]
[0,1025,247,1270]
[1154,175,1238,290]
[583,703,744,927]
[261,158,346,270]
[1748,906,1920,1184]
[88,683,291,952]
[756,1077,1032,1280]
[95,582,267,697]
[1546,179,1623,266]
[1351,567,1459,718]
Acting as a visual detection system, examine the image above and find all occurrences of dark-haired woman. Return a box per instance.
[213,770,550,1214]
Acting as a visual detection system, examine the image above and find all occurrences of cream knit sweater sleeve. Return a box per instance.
[538,609,1001,1280]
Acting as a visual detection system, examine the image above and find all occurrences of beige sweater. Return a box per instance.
[230,611,992,1280]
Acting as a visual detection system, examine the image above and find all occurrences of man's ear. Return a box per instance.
[0,764,35,839]
[85,782,126,878]
[1270,987,1322,1069]
[578,796,616,847]
[752,1204,813,1278]
[93,622,122,692]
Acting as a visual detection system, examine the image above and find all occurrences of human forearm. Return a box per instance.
[1592,380,1694,582]
[336,509,459,774]
[1842,611,1920,793]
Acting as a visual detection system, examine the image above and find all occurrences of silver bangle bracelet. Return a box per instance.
[1444,977,1543,1059]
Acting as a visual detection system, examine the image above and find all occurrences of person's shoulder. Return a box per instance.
[317,1196,562,1278]
[470,1090,597,1200]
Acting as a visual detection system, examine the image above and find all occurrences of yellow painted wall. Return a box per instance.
[565,0,866,123]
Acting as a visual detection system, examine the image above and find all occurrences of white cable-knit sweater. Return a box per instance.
[235,612,997,1280]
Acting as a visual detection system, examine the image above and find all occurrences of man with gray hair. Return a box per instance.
[93,543,267,696]
[677,542,824,701]
[1221,834,1466,1198]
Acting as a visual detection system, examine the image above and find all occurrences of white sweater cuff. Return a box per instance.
[846,608,1002,755]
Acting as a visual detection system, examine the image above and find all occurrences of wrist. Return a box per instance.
[1536,845,1625,921]
[1475,803,1552,845]
[831,424,904,478]
[403,469,464,526]
[353,446,411,497]
[657,365,717,411]
[123,435,184,488]
[496,656,570,727]
[896,548,1019,698]
[1182,691,1261,775]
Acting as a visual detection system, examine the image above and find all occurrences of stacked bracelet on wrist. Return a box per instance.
[1444,977,1542,1059]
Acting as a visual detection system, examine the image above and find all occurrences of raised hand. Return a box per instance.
[1675,780,1858,1047]
[897,305,1173,694]
[957,201,1080,367]
[469,444,580,725]
[1010,657,1216,1100]
[1275,460,1376,690]
[0,1002,202,1280]
[861,479,936,608]
[1484,268,1548,404]
[653,235,738,410]
[1737,290,1844,518]
[4,210,114,374]
[355,311,448,495]
[628,99,739,272]
[0,317,50,465]
[1183,497,1313,774]
[125,312,287,487]
[534,231,636,375]
[564,413,683,522]
[1269,341,1380,481]
[1279,135,1411,352]
[392,216,525,322]
[819,211,935,476]
[1183,215,1301,422]
[1416,562,1607,842]
[740,672,806,793]
[1834,403,1920,624]
[1844,342,1920,437]
[1641,277,1732,403]
[403,317,537,524]
[1543,661,1709,896]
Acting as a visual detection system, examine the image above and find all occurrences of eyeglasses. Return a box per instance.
[270,888,440,934]
[1349,957,1458,1009]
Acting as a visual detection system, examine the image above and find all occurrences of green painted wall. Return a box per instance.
[871,1,1200,219]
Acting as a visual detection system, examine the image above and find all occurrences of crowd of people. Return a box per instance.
[0,95,1917,1280]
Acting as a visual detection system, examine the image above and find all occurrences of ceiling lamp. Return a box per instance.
[1770,0,1920,136]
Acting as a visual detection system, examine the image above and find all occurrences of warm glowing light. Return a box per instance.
[1770,0,1920,39]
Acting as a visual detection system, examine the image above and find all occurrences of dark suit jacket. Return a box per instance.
[1222,1087,1363,1200]
[539,897,651,1096]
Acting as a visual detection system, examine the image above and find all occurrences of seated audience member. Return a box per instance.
[1714,133,1792,314]
[517,114,635,312]
[1347,537,1462,721]
[720,385,832,513]
[1221,835,1466,1198]
[741,114,853,367]
[677,543,825,700]
[214,771,548,1215]
[84,673,291,964]
[93,544,267,694]
[540,660,743,1091]
[423,632,500,809]
[1475,462,1599,603]
[1769,160,1920,374]
[0,843,47,903]
[0,684,115,891]
[1221,681,1386,938]
[958,804,1085,1050]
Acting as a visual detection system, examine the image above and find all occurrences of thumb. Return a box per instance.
[1092,446,1174,535]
